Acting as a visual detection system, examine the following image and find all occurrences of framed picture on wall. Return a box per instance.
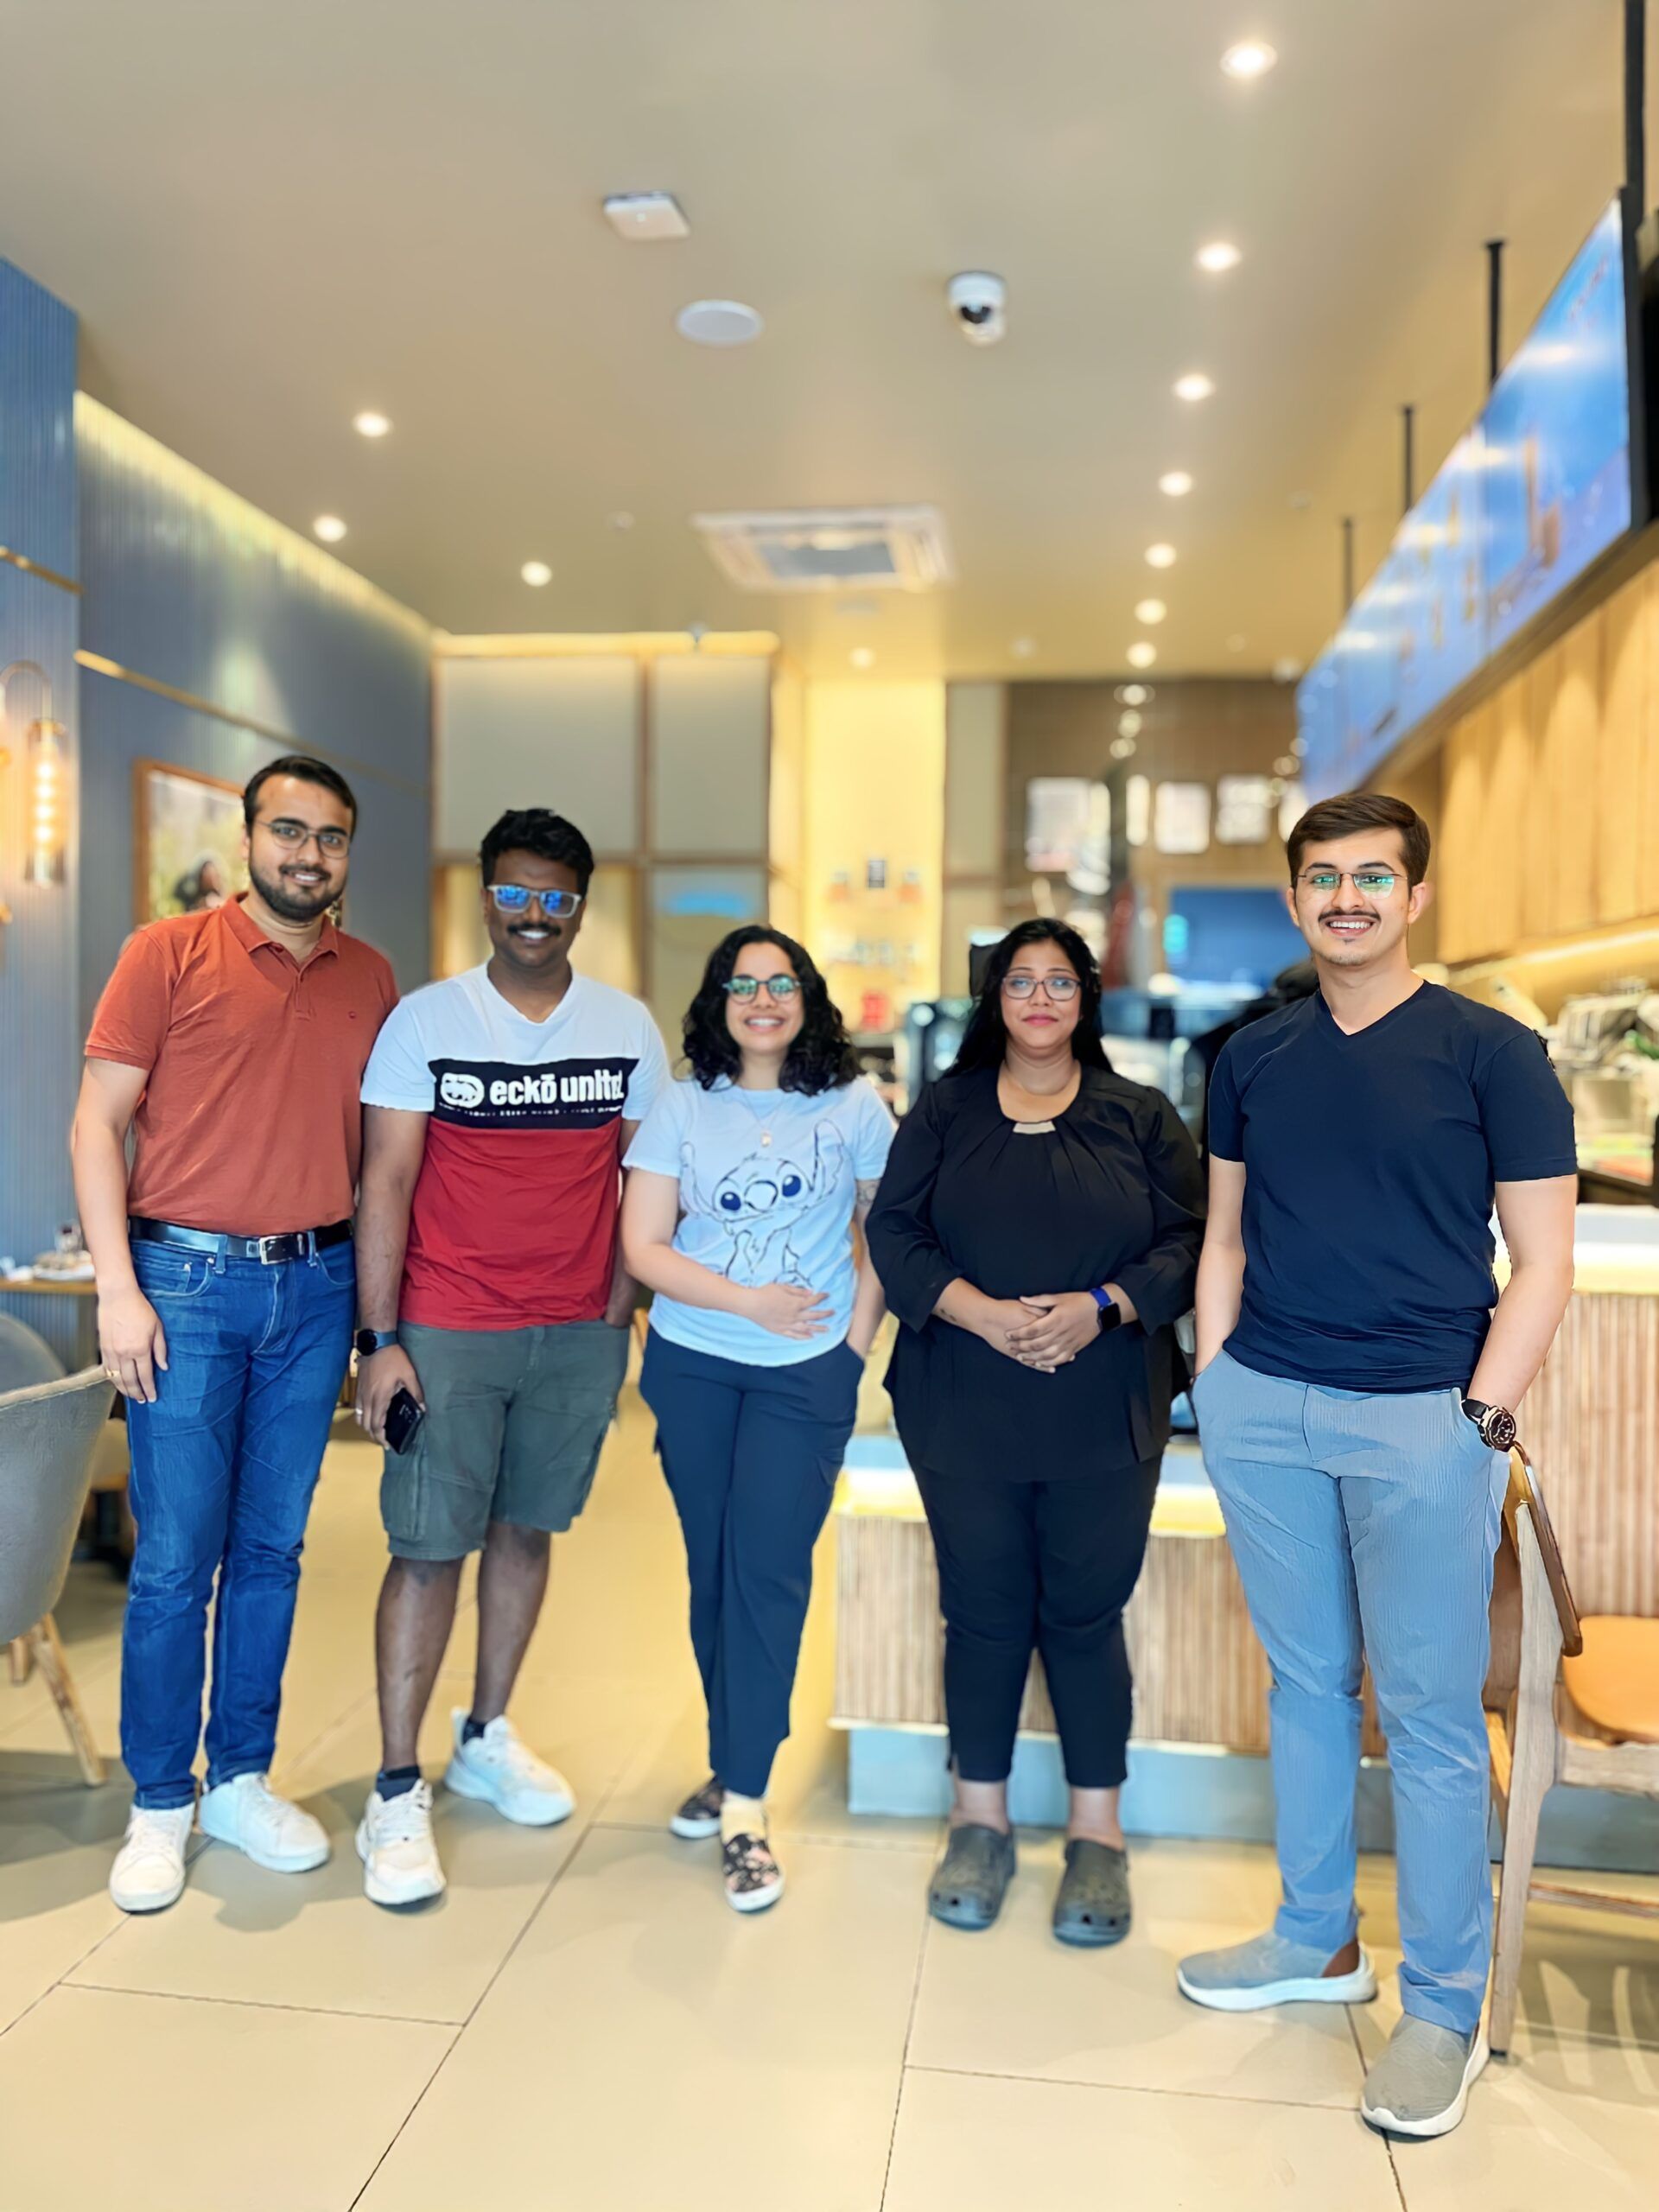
[133,761,247,924]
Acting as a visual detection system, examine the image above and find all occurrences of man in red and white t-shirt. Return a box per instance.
[352,808,667,1906]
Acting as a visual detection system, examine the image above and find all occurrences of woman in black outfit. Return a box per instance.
[868,919,1202,1943]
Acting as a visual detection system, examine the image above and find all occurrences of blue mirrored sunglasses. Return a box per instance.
[488,884,585,918]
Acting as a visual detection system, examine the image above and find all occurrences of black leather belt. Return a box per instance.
[130,1217,353,1265]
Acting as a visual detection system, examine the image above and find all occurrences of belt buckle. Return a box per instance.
[256,1235,289,1266]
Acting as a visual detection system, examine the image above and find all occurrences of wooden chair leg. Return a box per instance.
[8,1635,32,1686]
[1490,1541,1561,2056]
[29,1615,105,1788]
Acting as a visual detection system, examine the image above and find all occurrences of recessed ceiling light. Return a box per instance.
[1160,470,1194,498]
[1118,710,1143,739]
[850,647,875,671]
[608,510,636,531]
[312,515,346,543]
[603,191,690,242]
[1196,241,1242,274]
[1273,656,1303,683]
[1127,641,1158,670]
[1145,543,1177,569]
[1274,753,1300,777]
[1222,40,1278,79]
[1011,636,1037,658]
[677,299,764,347]
[1109,734,1138,761]
[521,561,553,587]
[1173,372,1216,403]
[1135,599,1167,625]
[353,410,391,439]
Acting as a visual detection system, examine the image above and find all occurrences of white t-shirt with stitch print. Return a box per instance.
[624,1075,895,1368]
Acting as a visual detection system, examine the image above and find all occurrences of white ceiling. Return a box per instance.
[0,1,1632,678]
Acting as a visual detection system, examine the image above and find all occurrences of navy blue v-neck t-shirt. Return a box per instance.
[1207,982,1575,1392]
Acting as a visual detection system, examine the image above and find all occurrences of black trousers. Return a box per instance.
[912,1459,1162,1789]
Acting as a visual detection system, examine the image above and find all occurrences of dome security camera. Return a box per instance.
[948,271,1007,346]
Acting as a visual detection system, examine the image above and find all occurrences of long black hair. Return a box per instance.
[683,925,861,1095]
[948,918,1110,1076]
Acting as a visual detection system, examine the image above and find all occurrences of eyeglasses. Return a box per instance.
[1003,973,1081,1002]
[487,884,585,918]
[261,818,350,857]
[1298,868,1400,896]
[723,975,802,1001]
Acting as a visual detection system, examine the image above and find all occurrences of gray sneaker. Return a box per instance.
[1177,1929,1377,2012]
[1361,2015,1490,2138]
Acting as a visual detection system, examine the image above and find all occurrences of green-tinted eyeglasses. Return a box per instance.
[723,976,802,1001]
[1299,868,1399,896]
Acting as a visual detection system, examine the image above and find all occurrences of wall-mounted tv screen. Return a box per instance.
[1298,194,1642,801]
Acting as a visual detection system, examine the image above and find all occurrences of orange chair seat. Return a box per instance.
[1562,1617,1659,1745]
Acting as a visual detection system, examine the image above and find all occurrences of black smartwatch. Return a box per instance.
[354,1328,399,1359]
[1461,1397,1517,1451]
[1090,1287,1123,1334]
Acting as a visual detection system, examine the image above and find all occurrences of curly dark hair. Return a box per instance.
[479,808,594,893]
[683,926,861,1096]
[949,918,1110,1075]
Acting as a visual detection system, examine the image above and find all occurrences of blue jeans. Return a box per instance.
[121,1237,355,1809]
[640,1330,861,1799]
[1194,1349,1509,2036]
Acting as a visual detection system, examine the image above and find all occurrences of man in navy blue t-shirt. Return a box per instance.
[1176,792,1576,2140]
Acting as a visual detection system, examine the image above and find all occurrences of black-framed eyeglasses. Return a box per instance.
[1003,973,1081,1002]
[261,817,350,857]
[723,976,802,1002]
[1298,868,1399,896]
[487,884,585,918]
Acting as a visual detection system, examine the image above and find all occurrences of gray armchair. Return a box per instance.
[0,1366,116,1784]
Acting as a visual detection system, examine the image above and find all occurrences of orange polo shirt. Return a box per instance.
[86,898,397,1237]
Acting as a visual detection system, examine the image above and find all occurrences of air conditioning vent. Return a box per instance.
[691,505,955,593]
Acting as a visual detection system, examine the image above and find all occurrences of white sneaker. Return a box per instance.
[199,1773,330,1872]
[110,1804,197,1914]
[356,1780,447,1908]
[444,1711,575,1827]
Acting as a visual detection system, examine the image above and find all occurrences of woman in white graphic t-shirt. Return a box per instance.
[622,925,894,1913]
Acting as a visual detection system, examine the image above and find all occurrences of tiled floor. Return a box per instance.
[3,1387,1656,2211]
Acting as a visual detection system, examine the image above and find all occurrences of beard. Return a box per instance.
[250,855,340,925]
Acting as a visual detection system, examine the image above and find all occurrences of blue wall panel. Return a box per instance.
[0,263,80,1357]
[76,397,432,1015]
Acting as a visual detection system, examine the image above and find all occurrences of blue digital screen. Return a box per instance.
[1484,199,1632,652]
[1300,198,1634,801]
[1165,887,1307,989]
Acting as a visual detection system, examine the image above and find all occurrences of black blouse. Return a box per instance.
[867,1065,1205,1480]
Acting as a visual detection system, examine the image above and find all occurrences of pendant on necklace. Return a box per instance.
[760,1131,772,1147]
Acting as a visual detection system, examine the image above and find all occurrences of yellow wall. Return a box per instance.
[802,680,945,1030]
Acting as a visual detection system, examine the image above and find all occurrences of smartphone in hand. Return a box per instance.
[384,1386,424,1455]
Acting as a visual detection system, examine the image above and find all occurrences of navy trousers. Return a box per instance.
[640,1330,861,1798]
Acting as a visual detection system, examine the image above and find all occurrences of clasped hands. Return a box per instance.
[982,1288,1114,1372]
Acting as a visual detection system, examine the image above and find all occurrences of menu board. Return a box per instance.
[1485,199,1633,653]
[1299,197,1637,801]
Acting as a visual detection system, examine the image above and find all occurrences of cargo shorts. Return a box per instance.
[381,1318,631,1560]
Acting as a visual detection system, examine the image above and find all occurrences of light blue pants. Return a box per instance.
[1194,1348,1509,2036]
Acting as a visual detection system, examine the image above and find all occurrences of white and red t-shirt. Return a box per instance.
[361,964,668,1330]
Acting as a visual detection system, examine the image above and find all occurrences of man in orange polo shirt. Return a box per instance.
[72,755,396,1916]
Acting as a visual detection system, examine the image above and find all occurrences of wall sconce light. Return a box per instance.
[1,660,68,910]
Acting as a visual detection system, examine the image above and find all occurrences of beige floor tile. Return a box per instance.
[1388,2037,1659,2211]
[883,2067,1401,2212]
[0,1758,136,2031]
[1351,1853,1659,2054]
[0,1985,452,2212]
[356,1825,925,2212]
[906,1832,1367,2107]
